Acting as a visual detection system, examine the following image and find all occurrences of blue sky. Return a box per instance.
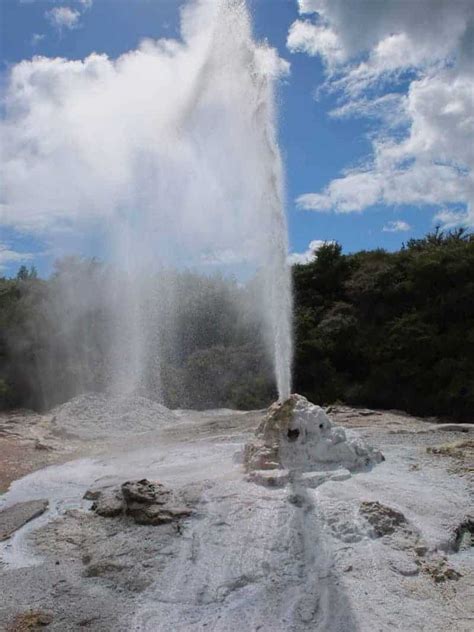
[1,0,473,276]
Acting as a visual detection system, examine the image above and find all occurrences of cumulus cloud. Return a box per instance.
[287,21,345,65]
[0,244,34,270]
[433,209,470,230]
[46,6,81,31]
[288,0,474,227]
[291,0,473,69]
[0,0,289,277]
[288,239,333,264]
[382,220,411,233]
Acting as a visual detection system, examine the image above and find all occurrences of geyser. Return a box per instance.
[1,0,293,403]
[112,0,294,400]
[111,0,293,400]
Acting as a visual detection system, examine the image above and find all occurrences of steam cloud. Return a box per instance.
[1,0,293,401]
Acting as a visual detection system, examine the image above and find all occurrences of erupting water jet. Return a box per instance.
[1,0,293,404]
[110,0,294,401]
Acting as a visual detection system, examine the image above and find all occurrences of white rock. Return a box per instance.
[299,468,352,488]
[279,395,384,471]
[246,469,289,487]
[51,393,176,439]
[245,394,384,476]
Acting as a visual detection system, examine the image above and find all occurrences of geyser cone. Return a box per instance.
[244,395,384,480]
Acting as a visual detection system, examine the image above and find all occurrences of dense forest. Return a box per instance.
[1,228,473,420]
[293,228,473,421]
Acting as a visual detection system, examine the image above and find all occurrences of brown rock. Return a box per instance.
[7,610,53,630]
[422,557,462,583]
[90,479,192,526]
[130,505,192,526]
[360,501,407,537]
[83,489,101,501]
[121,479,170,505]
[90,492,123,517]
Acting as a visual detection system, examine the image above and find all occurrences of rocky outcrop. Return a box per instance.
[244,394,383,482]
[89,479,192,526]
[90,490,123,517]
[121,480,191,525]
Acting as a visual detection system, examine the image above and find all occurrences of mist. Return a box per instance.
[1,0,293,404]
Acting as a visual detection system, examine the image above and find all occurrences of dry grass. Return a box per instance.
[427,439,474,458]
[427,440,474,480]
[6,611,53,631]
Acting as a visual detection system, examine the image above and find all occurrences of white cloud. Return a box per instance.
[291,0,473,68]
[297,71,474,219]
[288,239,333,264]
[46,6,81,31]
[297,169,382,212]
[31,33,45,46]
[287,21,345,66]
[329,93,405,125]
[78,0,93,8]
[382,220,411,233]
[0,244,34,270]
[287,0,474,226]
[433,209,470,229]
[0,0,290,277]
[297,0,320,14]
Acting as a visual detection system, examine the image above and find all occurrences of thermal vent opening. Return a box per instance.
[287,428,299,442]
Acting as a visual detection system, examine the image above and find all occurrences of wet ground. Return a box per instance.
[0,403,472,631]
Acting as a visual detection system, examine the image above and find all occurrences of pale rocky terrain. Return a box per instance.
[0,396,472,631]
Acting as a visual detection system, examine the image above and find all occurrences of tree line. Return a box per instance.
[293,228,473,421]
[0,260,275,411]
[1,228,472,420]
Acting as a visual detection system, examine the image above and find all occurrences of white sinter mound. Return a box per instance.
[51,393,176,440]
[245,394,384,477]
[281,395,384,471]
